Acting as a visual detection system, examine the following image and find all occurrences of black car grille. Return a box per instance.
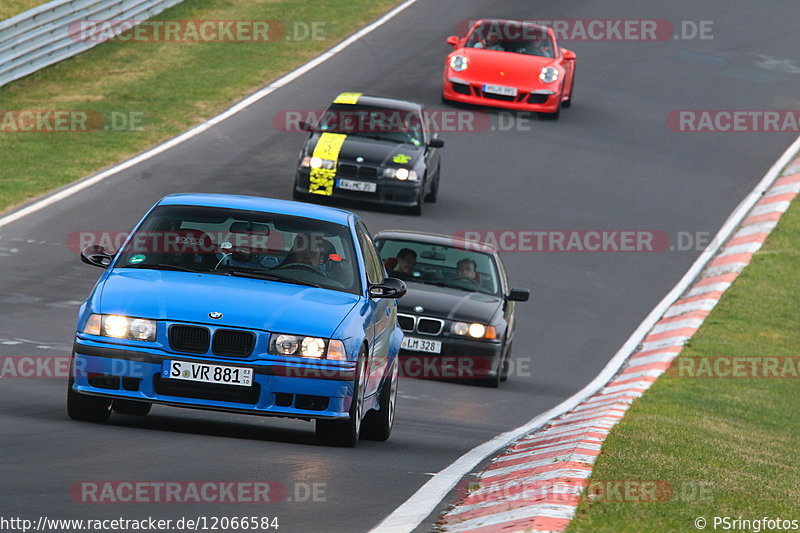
[417,318,444,335]
[154,375,260,404]
[528,93,550,104]
[482,92,518,102]
[337,163,379,180]
[397,314,415,331]
[212,329,256,357]
[338,163,358,176]
[451,81,471,95]
[169,325,256,357]
[169,325,210,354]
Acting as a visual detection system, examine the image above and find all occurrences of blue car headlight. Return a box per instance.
[82,314,157,342]
[269,333,347,361]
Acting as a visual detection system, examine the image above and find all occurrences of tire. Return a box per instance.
[500,343,512,383]
[361,359,399,441]
[562,72,574,108]
[408,190,424,216]
[424,166,440,203]
[316,347,367,447]
[113,399,152,416]
[67,378,112,423]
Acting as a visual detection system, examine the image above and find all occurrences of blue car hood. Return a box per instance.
[97,269,360,338]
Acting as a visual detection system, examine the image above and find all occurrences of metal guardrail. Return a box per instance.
[0,0,186,88]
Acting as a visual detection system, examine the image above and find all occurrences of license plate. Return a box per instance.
[163,360,253,387]
[483,84,518,97]
[337,179,377,193]
[401,337,442,354]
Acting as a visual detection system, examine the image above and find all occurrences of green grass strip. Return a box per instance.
[0,0,401,212]
[568,183,800,531]
[1,1,44,21]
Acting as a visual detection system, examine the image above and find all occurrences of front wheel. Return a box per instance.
[361,360,399,441]
[424,166,440,203]
[67,379,112,423]
[316,348,366,447]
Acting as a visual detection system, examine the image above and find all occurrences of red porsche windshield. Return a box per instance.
[465,22,555,58]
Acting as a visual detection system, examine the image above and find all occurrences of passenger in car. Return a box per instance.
[388,248,417,281]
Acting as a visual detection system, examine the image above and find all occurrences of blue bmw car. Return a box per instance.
[67,194,406,446]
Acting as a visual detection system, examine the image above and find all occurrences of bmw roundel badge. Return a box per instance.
[209,312,223,319]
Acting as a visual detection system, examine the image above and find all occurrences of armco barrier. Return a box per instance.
[0,0,186,88]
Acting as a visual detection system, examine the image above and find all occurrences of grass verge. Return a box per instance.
[1,1,44,21]
[0,0,401,213]
[568,179,800,531]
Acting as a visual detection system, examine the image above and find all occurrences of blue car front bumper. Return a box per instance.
[70,337,357,420]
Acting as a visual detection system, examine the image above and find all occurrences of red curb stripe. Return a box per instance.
[743,211,783,226]
[629,344,683,360]
[622,361,672,375]
[695,272,738,286]
[487,447,600,470]
[756,192,797,206]
[644,327,698,343]
[510,432,608,451]
[443,495,582,523]
[774,173,800,186]
[710,252,753,268]
[727,232,769,247]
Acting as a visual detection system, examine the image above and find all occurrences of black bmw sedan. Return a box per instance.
[374,230,529,387]
[293,93,444,215]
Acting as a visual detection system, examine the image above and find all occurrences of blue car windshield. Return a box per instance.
[115,205,362,295]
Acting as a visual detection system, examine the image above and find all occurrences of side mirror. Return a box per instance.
[507,288,530,302]
[81,244,113,269]
[562,49,576,60]
[446,35,459,47]
[298,120,314,132]
[428,138,445,148]
[369,277,407,299]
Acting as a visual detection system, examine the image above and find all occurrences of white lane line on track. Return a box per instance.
[0,0,420,230]
[370,136,800,533]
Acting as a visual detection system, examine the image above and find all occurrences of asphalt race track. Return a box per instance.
[1,1,799,531]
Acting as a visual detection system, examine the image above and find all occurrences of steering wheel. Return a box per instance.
[274,262,328,276]
[450,276,481,289]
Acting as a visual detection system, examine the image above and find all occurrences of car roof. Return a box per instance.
[374,229,499,254]
[471,18,551,34]
[330,94,423,113]
[157,193,354,226]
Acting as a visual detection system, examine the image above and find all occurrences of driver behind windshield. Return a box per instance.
[278,233,325,272]
[455,258,477,281]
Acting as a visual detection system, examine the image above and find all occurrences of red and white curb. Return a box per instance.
[438,158,800,533]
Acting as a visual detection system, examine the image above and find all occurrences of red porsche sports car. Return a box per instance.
[442,19,576,119]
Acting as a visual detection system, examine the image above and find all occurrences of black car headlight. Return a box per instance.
[269,333,347,361]
[383,168,419,181]
[451,321,497,339]
[82,314,157,342]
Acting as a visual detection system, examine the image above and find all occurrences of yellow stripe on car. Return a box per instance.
[308,133,347,196]
[333,92,362,104]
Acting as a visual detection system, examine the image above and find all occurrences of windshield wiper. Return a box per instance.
[224,269,322,288]
[121,263,207,273]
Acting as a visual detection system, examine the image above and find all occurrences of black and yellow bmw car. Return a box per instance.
[293,93,444,215]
